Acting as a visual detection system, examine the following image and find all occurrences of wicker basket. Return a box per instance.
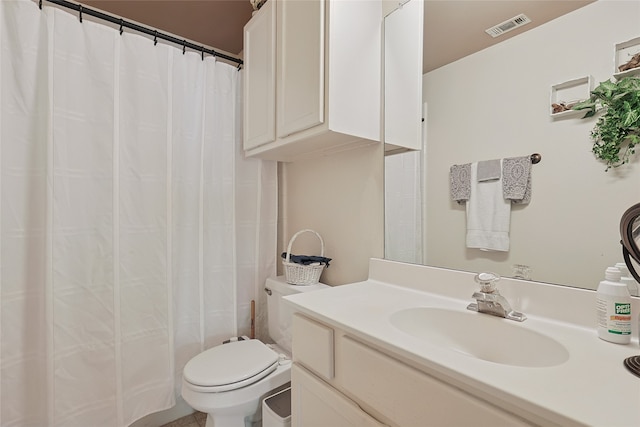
[282,229,326,285]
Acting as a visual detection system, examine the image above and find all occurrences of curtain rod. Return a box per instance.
[40,0,243,68]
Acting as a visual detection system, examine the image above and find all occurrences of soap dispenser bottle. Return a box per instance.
[615,262,639,296]
[596,267,632,344]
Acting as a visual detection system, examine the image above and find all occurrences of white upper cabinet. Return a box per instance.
[276,0,324,139]
[384,0,423,153]
[243,0,276,150]
[243,0,382,162]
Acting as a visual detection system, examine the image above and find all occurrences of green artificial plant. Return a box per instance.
[572,76,640,171]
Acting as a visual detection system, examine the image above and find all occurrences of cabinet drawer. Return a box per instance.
[292,363,384,427]
[292,314,334,380]
[338,336,532,427]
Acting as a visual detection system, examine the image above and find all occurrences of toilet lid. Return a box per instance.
[183,340,279,389]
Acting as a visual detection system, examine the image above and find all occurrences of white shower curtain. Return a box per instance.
[384,151,423,264]
[0,1,277,426]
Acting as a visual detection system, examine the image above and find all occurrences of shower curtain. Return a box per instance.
[0,1,277,426]
[384,151,423,264]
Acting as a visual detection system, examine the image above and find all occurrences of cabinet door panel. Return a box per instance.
[243,0,276,150]
[293,314,334,381]
[277,0,324,138]
[291,364,384,427]
[384,0,423,151]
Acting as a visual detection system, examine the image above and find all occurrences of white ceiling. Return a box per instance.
[80,0,595,73]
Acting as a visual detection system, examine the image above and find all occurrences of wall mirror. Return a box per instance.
[384,0,640,293]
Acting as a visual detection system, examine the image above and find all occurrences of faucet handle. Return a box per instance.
[474,272,500,293]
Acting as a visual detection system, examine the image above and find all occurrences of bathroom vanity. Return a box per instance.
[284,259,640,427]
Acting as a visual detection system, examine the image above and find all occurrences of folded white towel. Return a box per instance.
[466,161,511,251]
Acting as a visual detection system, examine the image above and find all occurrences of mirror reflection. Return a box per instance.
[385,0,640,292]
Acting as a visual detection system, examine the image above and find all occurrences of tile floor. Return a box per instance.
[160,411,207,427]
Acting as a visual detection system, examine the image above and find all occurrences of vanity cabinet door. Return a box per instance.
[291,363,385,427]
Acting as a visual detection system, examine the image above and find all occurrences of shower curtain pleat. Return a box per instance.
[203,59,238,349]
[118,31,173,424]
[0,1,277,426]
[51,9,120,426]
[0,2,52,426]
[170,50,208,381]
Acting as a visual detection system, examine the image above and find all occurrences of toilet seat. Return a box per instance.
[183,340,279,393]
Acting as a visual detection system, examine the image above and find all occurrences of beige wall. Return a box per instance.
[275,0,401,286]
[279,143,384,285]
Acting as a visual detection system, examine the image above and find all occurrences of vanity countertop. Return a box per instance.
[284,258,640,427]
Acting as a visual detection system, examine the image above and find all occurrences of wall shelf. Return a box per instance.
[614,36,640,80]
[550,76,592,119]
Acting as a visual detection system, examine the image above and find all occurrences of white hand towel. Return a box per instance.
[466,161,511,251]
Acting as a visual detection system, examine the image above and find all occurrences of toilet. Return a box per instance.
[181,276,328,427]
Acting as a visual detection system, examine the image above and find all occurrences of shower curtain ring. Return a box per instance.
[201,46,204,61]
[119,19,124,35]
[39,0,42,10]
[78,5,83,22]
[154,30,158,46]
[182,40,186,55]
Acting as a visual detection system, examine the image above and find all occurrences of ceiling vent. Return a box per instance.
[485,14,531,38]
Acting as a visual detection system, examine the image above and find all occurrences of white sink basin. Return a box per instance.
[389,307,570,368]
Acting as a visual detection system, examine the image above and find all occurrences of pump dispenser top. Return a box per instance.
[605,266,622,282]
[615,262,639,296]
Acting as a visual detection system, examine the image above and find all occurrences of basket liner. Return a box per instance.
[280,252,331,266]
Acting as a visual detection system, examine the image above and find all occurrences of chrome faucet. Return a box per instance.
[466,272,526,322]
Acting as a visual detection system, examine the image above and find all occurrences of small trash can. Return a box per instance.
[262,387,291,427]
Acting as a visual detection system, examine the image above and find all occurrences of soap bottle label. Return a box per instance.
[615,303,631,315]
[597,298,631,335]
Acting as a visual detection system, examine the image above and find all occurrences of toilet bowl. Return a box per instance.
[182,340,291,427]
[181,276,328,427]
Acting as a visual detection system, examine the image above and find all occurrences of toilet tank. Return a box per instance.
[265,276,328,353]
